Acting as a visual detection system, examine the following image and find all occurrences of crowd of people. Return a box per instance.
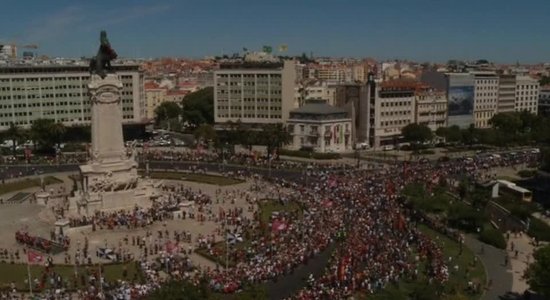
[0,148,540,299]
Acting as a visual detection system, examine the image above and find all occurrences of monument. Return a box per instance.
[70,31,159,215]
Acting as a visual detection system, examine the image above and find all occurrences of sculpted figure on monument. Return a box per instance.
[89,30,118,79]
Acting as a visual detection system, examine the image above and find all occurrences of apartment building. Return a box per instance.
[515,76,539,114]
[472,72,499,128]
[415,86,447,131]
[0,64,145,130]
[497,74,516,113]
[213,60,296,124]
[371,79,416,149]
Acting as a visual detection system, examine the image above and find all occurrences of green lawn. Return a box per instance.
[0,176,63,196]
[0,261,142,292]
[142,171,244,186]
[369,225,486,300]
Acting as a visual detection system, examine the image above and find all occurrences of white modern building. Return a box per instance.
[0,64,145,130]
[515,76,539,114]
[213,60,296,124]
[286,99,352,153]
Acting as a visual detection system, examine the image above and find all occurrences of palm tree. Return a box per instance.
[5,122,23,157]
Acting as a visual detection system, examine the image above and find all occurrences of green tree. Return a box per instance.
[193,124,217,143]
[402,123,433,144]
[258,123,291,157]
[181,87,214,129]
[30,119,60,150]
[4,122,24,156]
[436,125,461,143]
[541,148,550,172]
[50,122,67,149]
[524,245,550,297]
[155,102,182,124]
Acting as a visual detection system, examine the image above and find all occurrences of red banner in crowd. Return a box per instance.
[27,250,44,264]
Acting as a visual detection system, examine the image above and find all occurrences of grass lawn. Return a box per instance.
[0,261,142,292]
[142,171,244,186]
[258,199,302,225]
[419,225,486,299]
[0,176,62,196]
[368,225,486,300]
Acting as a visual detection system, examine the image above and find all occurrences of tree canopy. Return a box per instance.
[524,245,550,298]
[154,102,182,126]
[402,123,433,144]
[30,119,66,150]
[181,87,214,129]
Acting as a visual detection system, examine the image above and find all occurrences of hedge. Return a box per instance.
[528,217,550,242]
[478,227,506,249]
[279,149,341,160]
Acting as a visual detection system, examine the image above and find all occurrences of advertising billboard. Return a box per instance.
[447,74,475,128]
[448,86,474,116]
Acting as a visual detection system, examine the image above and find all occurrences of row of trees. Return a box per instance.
[193,121,291,157]
[1,119,73,155]
[399,111,550,148]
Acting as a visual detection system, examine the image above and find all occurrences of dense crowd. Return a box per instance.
[1,149,540,299]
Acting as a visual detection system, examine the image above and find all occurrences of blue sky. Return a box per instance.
[1,0,549,63]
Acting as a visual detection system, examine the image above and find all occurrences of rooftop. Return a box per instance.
[290,99,348,115]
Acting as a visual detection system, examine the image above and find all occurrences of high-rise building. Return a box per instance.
[213,60,296,124]
[497,74,516,113]
[334,82,368,144]
[0,64,145,130]
[515,76,539,114]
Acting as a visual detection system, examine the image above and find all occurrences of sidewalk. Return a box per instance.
[464,235,512,300]
[507,232,536,294]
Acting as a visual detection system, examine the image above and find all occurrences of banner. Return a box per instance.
[27,250,44,264]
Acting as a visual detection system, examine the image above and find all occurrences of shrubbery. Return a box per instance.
[528,217,550,242]
[517,169,537,178]
[479,227,506,249]
[279,149,341,160]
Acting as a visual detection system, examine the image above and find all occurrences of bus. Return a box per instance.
[496,180,532,202]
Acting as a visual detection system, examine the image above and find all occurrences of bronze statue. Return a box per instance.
[89,30,118,78]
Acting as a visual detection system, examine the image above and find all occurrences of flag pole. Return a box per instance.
[26,250,33,296]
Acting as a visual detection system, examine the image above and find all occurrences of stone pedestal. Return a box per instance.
[35,191,50,206]
[69,74,159,216]
[55,219,70,236]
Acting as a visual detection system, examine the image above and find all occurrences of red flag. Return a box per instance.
[27,250,43,264]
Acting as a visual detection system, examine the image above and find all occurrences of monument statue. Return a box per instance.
[89,30,118,79]
[68,31,159,215]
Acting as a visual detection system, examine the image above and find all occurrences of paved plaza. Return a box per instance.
[0,175,275,271]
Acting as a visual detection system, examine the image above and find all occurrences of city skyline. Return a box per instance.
[2,0,550,63]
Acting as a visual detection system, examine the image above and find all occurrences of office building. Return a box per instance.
[515,76,539,114]
[286,99,352,153]
[0,64,145,130]
[213,60,296,124]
